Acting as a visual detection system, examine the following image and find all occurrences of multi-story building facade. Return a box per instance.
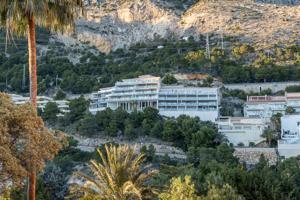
[244,93,300,119]
[89,87,113,114]
[90,75,160,114]
[218,117,267,146]
[9,94,70,116]
[158,86,219,121]
[89,75,220,122]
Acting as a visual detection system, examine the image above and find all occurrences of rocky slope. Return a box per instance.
[64,0,300,53]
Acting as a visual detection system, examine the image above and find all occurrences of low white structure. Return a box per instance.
[244,95,286,118]
[89,75,221,122]
[218,117,267,146]
[278,115,300,158]
[9,94,70,116]
[224,81,300,93]
[244,93,300,119]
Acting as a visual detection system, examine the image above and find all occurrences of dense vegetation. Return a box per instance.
[42,96,222,151]
[1,93,300,199]
[1,30,299,95]
[1,26,300,199]
[18,98,300,200]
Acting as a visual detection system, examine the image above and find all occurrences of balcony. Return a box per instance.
[108,96,158,102]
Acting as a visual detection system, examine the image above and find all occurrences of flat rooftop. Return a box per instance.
[247,95,286,103]
[246,93,300,103]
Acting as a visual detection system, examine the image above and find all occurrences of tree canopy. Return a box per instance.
[0,93,64,189]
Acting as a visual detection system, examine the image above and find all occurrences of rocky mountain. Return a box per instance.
[62,0,300,53]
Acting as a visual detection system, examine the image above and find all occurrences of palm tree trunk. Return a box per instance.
[28,16,37,107]
[27,15,37,200]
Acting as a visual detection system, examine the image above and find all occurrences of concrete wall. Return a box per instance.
[222,131,264,146]
[278,143,300,158]
[224,81,300,93]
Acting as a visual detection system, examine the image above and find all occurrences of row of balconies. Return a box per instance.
[159,94,216,98]
[158,102,217,106]
[158,97,217,101]
[110,91,158,96]
[218,125,259,131]
[93,92,217,100]
[108,96,158,102]
[158,107,218,111]
[114,85,158,90]
[115,81,159,86]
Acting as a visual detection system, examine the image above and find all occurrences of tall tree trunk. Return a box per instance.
[28,16,37,107]
[27,15,37,200]
[28,171,36,200]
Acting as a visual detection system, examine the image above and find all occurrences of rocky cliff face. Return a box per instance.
[65,0,300,53]
[75,0,179,53]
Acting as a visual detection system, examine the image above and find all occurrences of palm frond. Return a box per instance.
[0,0,84,36]
[76,144,157,200]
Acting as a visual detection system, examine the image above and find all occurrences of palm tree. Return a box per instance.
[75,144,157,200]
[261,128,277,146]
[0,1,83,199]
[271,113,282,135]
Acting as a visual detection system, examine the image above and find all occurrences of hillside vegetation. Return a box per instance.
[0,0,299,95]
[0,29,299,94]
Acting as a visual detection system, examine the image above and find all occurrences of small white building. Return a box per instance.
[218,117,267,146]
[244,93,300,119]
[9,94,70,116]
[244,95,286,119]
[89,75,221,122]
[278,115,300,158]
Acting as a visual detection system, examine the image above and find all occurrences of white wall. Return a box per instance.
[222,130,264,146]
[278,143,300,158]
[224,81,300,93]
[281,115,300,135]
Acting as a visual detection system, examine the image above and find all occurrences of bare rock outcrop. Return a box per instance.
[62,0,300,53]
[180,0,300,48]
[75,0,178,53]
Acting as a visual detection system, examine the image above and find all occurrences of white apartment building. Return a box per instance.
[218,117,267,146]
[244,93,300,119]
[158,86,219,122]
[89,87,113,114]
[9,94,70,116]
[90,75,160,114]
[89,75,220,122]
[278,115,300,158]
